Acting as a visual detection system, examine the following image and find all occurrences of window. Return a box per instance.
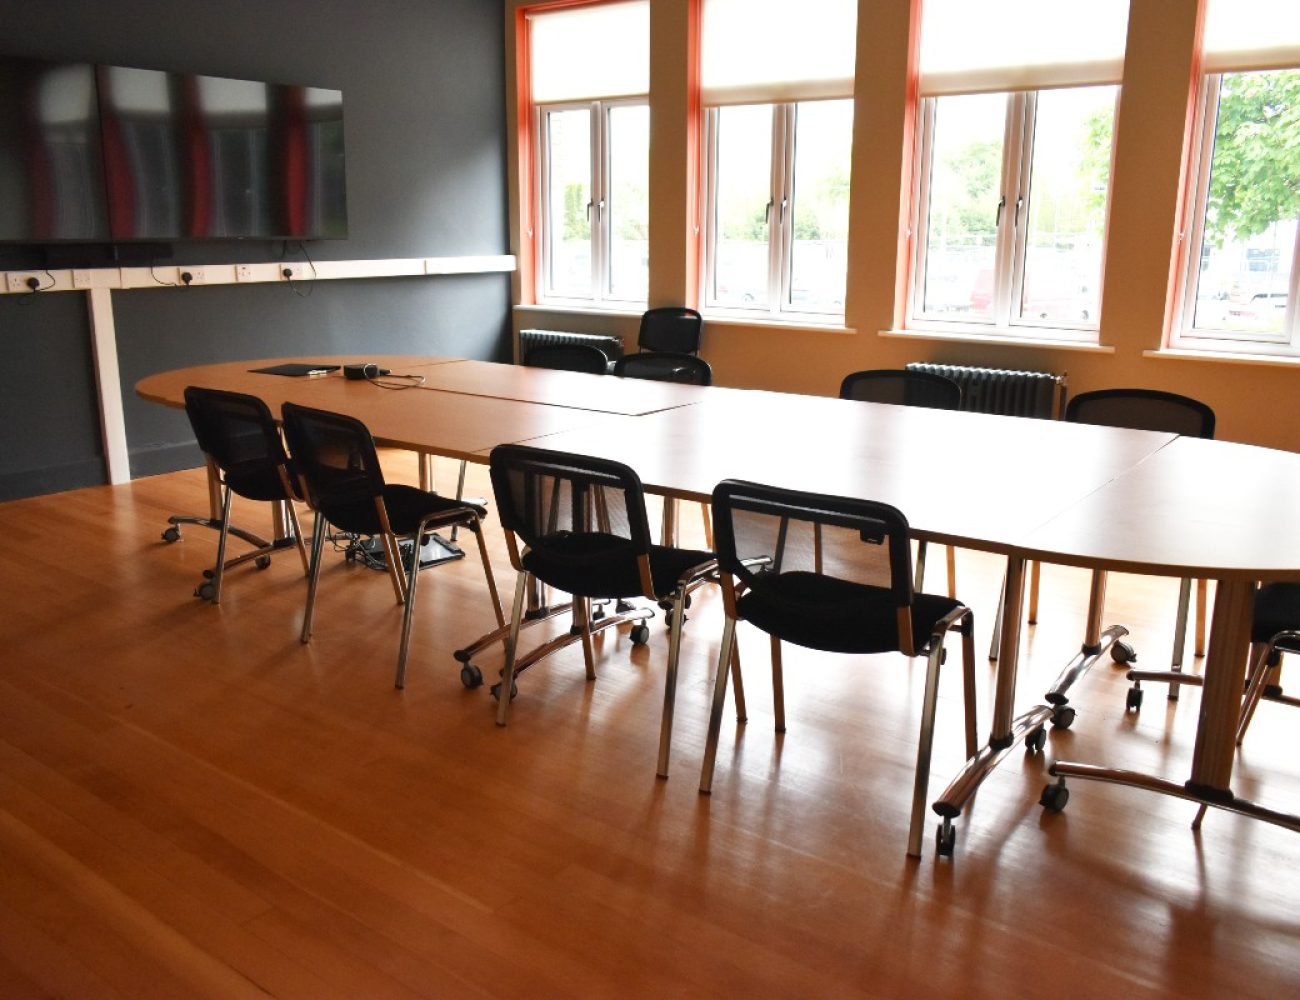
[528,1,648,306]
[700,0,856,321]
[1174,1,1300,355]
[908,0,1129,341]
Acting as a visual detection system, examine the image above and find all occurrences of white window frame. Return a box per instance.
[1172,72,1300,356]
[701,100,847,322]
[534,96,647,307]
[907,87,1118,342]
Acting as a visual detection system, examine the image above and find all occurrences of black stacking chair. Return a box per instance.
[1235,587,1300,743]
[489,444,719,775]
[699,480,978,859]
[163,386,309,604]
[839,369,962,599]
[281,402,504,689]
[1059,390,1216,709]
[523,343,610,374]
[637,306,703,355]
[613,352,712,385]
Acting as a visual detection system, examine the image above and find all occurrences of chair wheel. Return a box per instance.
[255,555,272,570]
[1126,686,1144,712]
[460,663,483,689]
[194,581,215,601]
[935,821,957,857]
[490,680,518,701]
[162,526,181,542]
[630,623,650,646]
[1024,727,1046,753]
[590,606,606,622]
[1040,781,1070,812]
[1111,641,1137,665]
[1050,706,1076,729]
[616,599,635,613]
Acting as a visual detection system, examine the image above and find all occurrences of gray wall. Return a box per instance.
[0,0,511,500]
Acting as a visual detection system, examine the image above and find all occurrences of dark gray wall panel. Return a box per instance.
[0,0,511,498]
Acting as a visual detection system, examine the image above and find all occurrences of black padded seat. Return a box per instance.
[1251,583,1300,652]
[222,459,304,503]
[323,484,487,538]
[521,532,712,599]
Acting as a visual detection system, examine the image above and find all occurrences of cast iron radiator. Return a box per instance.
[518,329,624,365]
[905,362,1066,419]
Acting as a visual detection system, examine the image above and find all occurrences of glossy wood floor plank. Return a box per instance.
[1,459,1298,997]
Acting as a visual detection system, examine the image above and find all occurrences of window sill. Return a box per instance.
[702,314,856,335]
[516,302,646,320]
[882,326,1114,353]
[1146,347,1300,368]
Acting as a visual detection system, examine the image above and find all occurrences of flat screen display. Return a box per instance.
[0,56,111,241]
[0,53,347,244]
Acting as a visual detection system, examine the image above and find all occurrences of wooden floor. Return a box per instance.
[1,457,1298,998]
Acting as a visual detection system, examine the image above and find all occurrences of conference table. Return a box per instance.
[136,355,1300,850]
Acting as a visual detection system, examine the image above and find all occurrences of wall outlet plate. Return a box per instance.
[6,272,43,292]
[72,270,94,289]
[235,265,254,282]
[179,266,206,286]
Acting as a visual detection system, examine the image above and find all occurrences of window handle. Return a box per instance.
[995,195,1007,227]
[764,199,774,224]
[1014,195,1024,230]
[586,201,593,222]
[596,198,605,220]
[780,197,788,224]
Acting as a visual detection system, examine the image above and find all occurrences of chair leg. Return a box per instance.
[1195,579,1208,657]
[656,584,690,778]
[1236,641,1275,745]
[470,519,506,630]
[576,597,598,681]
[908,639,947,859]
[209,484,234,605]
[770,635,786,733]
[379,531,407,604]
[301,510,329,644]
[1168,576,1193,699]
[285,500,310,576]
[394,523,427,690]
[989,571,1004,661]
[960,620,978,758]
[699,615,738,794]
[731,640,748,724]
[496,570,530,727]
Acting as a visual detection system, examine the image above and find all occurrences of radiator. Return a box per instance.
[518,329,624,365]
[905,363,1066,419]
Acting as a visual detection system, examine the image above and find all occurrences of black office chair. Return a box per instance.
[839,369,962,599]
[698,480,978,859]
[162,386,309,603]
[613,352,712,385]
[489,444,720,776]
[637,306,703,355]
[1058,390,1216,709]
[281,402,505,689]
[523,343,611,374]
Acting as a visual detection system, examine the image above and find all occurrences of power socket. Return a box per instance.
[6,272,43,292]
[235,265,255,282]
[72,269,95,289]
[178,266,206,286]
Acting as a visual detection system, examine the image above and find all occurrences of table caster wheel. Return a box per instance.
[1024,726,1047,754]
[490,680,518,701]
[1050,706,1076,729]
[936,821,957,858]
[194,581,216,601]
[255,555,272,570]
[630,623,650,646]
[1111,640,1137,665]
[460,663,483,689]
[1126,686,1144,712]
[1040,780,1070,812]
[162,526,181,542]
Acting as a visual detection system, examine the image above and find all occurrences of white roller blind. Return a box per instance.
[701,0,857,105]
[529,1,649,103]
[1204,0,1300,73]
[919,0,1130,96]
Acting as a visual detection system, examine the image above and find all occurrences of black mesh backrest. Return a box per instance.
[490,445,652,557]
[638,307,703,354]
[613,352,713,385]
[1065,389,1216,439]
[523,344,611,374]
[280,402,386,511]
[712,480,914,607]
[839,369,962,410]
[183,386,288,473]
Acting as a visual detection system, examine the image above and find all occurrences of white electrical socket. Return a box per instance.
[178,266,206,286]
[235,264,254,282]
[72,270,94,289]
[6,272,42,293]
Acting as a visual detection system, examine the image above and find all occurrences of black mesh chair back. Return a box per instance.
[170,387,307,604]
[613,352,713,385]
[702,478,977,858]
[183,386,298,501]
[523,343,610,374]
[839,369,962,410]
[638,307,703,354]
[280,402,387,534]
[1065,388,1215,438]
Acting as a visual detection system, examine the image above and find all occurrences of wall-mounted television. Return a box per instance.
[0,53,347,246]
